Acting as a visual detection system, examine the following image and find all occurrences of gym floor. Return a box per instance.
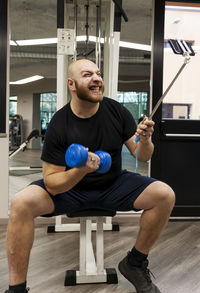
[1,149,200,292]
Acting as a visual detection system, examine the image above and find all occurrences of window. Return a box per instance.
[117,91,149,176]
[117,91,148,123]
[9,96,17,117]
[162,103,191,119]
[40,92,57,131]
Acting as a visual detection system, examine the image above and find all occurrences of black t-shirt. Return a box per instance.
[41,97,136,189]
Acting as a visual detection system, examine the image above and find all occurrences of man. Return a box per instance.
[5,59,175,293]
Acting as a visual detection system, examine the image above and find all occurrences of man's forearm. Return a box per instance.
[137,139,154,162]
[44,168,88,195]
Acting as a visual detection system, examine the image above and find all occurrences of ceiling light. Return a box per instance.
[89,36,104,43]
[120,41,151,51]
[76,35,86,42]
[16,38,57,46]
[10,40,17,46]
[166,6,200,12]
[76,35,104,43]
[13,36,105,46]
[10,36,151,51]
[10,75,44,85]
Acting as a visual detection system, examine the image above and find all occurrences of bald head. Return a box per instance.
[67,59,98,79]
[67,58,104,103]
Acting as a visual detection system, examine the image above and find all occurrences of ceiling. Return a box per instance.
[9,0,153,92]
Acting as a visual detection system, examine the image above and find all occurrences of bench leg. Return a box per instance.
[65,216,118,286]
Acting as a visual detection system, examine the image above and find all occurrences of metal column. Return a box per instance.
[0,0,9,218]
[56,0,68,110]
[103,0,124,100]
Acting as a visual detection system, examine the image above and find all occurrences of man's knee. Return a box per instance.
[10,185,54,219]
[156,181,175,209]
[10,190,35,219]
[134,181,175,211]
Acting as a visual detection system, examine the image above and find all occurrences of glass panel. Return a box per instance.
[9,96,18,117]
[117,91,149,175]
[40,92,57,143]
[163,3,200,120]
[117,91,148,123]
[119,0,152,176]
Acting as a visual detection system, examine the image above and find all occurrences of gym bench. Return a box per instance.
[64,209,119,286]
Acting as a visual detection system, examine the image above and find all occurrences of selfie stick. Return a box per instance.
[134,39,195,143]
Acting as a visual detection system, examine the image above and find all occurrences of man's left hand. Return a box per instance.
[135,118,155,143]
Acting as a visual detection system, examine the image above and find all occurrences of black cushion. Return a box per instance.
[67,209,116,218]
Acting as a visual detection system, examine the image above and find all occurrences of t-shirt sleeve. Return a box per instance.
[41,125,66,166]
[121,105,137,142]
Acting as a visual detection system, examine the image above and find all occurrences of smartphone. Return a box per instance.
[168,39,195,56]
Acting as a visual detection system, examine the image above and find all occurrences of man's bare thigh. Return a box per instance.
[12,184,55,217]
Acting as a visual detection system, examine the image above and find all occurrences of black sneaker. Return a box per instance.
[5,288,30,293]
[118,253,161,293]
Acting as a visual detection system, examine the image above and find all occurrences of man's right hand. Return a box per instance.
[83,151,101,173]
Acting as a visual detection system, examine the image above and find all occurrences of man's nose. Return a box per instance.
[92,73,102,82]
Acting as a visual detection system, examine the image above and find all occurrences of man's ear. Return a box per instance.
[68,78,75,91]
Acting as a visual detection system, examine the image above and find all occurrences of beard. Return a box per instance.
[75,80,104,103]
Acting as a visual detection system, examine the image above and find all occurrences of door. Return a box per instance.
[151,0,200,216]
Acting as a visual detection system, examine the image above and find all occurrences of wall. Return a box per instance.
[10,78,56,148]
[163,7,200,119]
[118,78,150,92]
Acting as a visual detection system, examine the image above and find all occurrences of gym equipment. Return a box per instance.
[112,0,128,22]
[134,39,195,144]
[65,143,112,173]
[96,0,101,70]
[9,128,42,172]
[64,209,119,286]
[73,0,77,61]
[9,114,23,150]
[9,128,39,159]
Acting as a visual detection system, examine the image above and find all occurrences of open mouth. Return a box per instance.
[89,85,102,93]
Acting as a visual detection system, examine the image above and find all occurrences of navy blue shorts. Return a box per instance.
[30,170,156,217]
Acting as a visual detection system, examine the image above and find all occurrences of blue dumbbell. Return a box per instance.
[94,150,112,173]
[65,143,112,173]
